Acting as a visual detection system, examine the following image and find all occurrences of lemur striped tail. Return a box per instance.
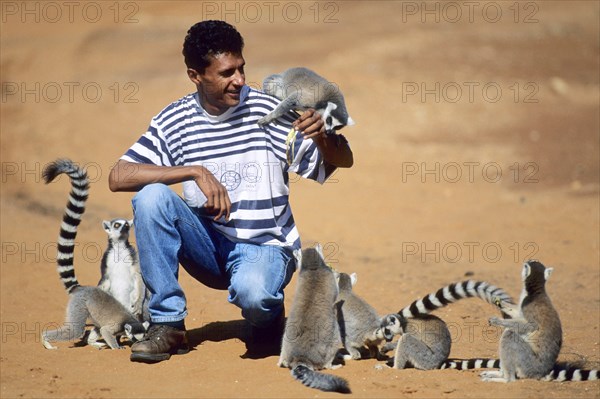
[543,366,599,382]
[399,280,514,318]
[442,360,598,380]
[441,358,501,370]
[43,159,89,294]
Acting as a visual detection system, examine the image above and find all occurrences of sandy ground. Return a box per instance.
[1,1,599,398]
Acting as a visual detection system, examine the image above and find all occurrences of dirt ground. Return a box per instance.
[1,1,599,398]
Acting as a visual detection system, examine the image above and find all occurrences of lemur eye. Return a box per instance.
[114,223,121,228]
[326,116,332,126]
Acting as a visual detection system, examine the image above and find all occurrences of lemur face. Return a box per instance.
[103,218,133,241]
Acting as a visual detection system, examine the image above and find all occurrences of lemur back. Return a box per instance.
[336,272,385,360]
[41,159,148,349]
[98,218,146,320]
[278,245,351,394]
[258,67,354,134]
[383,314,452,370]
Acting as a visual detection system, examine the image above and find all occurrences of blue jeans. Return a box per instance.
[131,184,296,327]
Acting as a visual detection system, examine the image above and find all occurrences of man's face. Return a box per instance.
[188,52,245,116]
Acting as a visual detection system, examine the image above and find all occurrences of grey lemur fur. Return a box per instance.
[258,67,354,134]
[41,159,148,350]
[481,261,598,382]
[278,244,351,394]
[380,320,502,371]
[380,314,452,370]
[335,272,386,360]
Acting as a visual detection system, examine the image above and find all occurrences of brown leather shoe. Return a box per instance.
[130,324,189,363]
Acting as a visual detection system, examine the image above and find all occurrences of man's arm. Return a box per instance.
[108,160,231,220]
[292,109,354,168]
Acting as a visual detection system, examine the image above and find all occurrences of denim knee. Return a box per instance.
[132,183,174,212]
[231,283,284,327]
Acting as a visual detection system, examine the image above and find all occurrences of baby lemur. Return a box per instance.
[41,159,148,350]
[278,244,351,394]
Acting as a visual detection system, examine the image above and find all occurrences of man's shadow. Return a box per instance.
[187,319,282,359]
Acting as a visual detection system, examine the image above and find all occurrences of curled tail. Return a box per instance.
[291,364,351,394]
[543,366,599,382]
[441,358,501,370]
[43,159,89,294]
[399,280,514,318]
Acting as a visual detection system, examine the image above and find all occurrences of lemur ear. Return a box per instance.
[292,249,302,270]
[522,263,531,280]
[544,267,554,281]
[346,116,355,126]
[350,273,358,286]
[103,221,111,232]
[314,243,325,260]
[322,101,338,119]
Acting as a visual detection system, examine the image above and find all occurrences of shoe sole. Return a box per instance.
[130,347,190,364]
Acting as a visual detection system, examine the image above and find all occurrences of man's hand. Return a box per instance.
[193,167,231,222]
[291,109,354,168]
[292,109,326,140]
[109,160,231,221]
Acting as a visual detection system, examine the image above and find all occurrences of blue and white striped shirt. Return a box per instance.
[121,85,333,249]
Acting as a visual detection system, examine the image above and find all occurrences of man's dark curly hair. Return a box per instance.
[182,20,244,73]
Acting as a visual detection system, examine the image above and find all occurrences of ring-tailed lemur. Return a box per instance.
[377,280,515,370]
[258,67,355,134]
[481,261,599,382]
[379,316,503,371]
[335,271,387,360]
[98,218,146,321]
[380,314,452,370]
[41,159,148,350]
[278,245,351,394]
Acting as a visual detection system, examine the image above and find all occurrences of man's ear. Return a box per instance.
[187,68,202,85]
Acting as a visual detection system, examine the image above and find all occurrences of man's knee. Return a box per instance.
[231,282,284,327]
[132,183,175,214]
